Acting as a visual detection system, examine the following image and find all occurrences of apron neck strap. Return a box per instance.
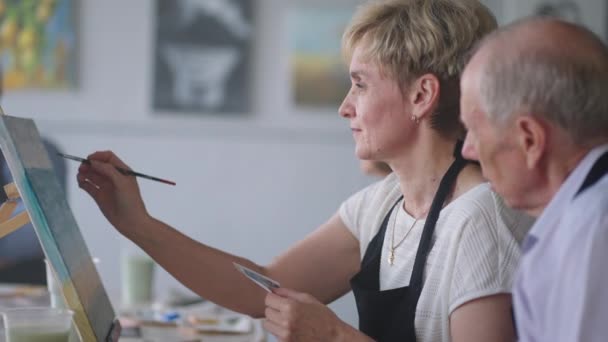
[408,140,468,294]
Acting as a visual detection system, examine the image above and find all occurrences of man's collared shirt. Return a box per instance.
[514,143,608,342]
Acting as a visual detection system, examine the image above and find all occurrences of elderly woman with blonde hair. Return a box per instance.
[77,0,532,341]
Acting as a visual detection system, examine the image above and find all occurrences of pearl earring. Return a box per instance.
[411,115,420,124]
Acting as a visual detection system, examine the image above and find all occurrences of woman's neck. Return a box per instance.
[390,136,457,218]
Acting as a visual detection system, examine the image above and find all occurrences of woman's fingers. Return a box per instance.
[78,176,101,199]
[273,287,314,303]
[265,292,291,312]
[262,319,289,341]
[88,150,132,171]
[264,306,286,327]
[80,172,111,189]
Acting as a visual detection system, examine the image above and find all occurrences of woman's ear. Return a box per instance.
[409,73,440,121]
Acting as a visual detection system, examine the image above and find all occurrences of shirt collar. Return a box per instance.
[528,143,608,240]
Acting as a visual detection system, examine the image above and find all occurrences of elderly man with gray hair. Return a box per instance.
[460,17,608,341]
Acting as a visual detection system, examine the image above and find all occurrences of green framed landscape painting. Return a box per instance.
[288,6,353,108]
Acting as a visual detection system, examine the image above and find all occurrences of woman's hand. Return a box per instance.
[263,287,372,342]
[263,287,343,341]
[77,151,149,236]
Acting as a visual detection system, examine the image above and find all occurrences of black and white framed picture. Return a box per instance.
[152,0,254,114]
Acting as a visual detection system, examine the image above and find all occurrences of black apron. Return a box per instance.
[350,142,468,342]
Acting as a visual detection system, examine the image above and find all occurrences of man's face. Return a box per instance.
[460,63,537,211]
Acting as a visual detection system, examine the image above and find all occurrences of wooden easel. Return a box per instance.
[0,181,122,341]
[0,107,30,239]
[0,111,122,341]
[0,182,31,239]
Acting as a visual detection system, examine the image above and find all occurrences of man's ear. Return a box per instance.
[514,115,547,169]
[409,73,440,120]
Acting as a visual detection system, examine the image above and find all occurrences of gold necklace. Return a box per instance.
[388,201,427,266]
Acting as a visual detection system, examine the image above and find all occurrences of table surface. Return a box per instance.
[119,301,266,342]
[0,284,266,342]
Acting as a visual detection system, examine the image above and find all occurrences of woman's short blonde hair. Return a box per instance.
[342,0,497,139]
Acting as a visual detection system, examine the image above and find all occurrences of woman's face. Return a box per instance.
[339,45,414,161]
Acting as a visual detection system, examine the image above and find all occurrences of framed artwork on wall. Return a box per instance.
[288,6,354,109]
[0,115,118,341]
[503,0,606,42]
[534,1,607,41]
[152,0,254,114]
[0,0,78,90]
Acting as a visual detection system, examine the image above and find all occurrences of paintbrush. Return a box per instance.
[58,153,176,186]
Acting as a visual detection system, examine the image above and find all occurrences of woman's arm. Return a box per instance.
[450,294,516,342]
[266,213,361,303]
[78,151,361,318]
[133,213,360,318]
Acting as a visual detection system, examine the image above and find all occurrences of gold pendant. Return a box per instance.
[388,249,395,265]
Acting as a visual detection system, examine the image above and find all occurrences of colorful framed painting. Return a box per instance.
[0,115,119,341]
[288,6,354,109]
[0,0,78,90]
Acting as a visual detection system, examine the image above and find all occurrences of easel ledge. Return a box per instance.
[0,183,31,240]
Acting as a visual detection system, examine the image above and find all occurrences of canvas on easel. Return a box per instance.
[0,114,120,341]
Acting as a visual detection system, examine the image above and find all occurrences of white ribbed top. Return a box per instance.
[340,173,533,342]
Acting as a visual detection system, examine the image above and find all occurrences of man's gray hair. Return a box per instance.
[477,19,608,146]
